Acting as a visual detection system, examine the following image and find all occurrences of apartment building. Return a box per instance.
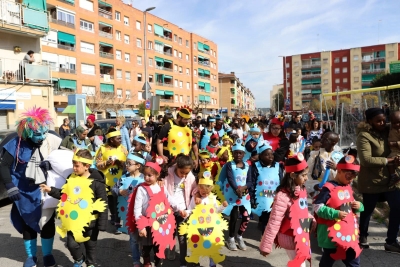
[270,84,282,110]
[218,72,256,117]
[40,0,219,120]
[282,43,400,111]
[0,0,54,129]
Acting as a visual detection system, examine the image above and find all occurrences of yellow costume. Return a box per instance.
[212,161,225,202]
[166,119,192,156]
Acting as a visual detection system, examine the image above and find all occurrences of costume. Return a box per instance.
[0,107,61,267]
[199,150,215,180]
[200,128,215,150]
[243,127,264,161]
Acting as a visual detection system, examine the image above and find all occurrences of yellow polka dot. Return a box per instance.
[352,235,355,241]
[259,192,263,196]
[335,218,341,222]
[152,221,160,231]
[334,224,341,231]
[302,237,306,243]
[355,229,358,235]
[168,209,171,214]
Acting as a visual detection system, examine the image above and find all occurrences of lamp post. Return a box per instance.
[279,55,287,109]
[143,7,156,100]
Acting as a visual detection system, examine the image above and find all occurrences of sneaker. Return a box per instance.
[43,254,57,267]
[23,257,37,267]
[114,229,122,235]
[359,236,369,249]
[385,242,400,254]
[235,236,247,251]
[73,255,85,267]
[166,246,176,260]
[227,238,237,251]
[87,266,95,267]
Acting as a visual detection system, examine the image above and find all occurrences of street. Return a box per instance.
[0,199,398,267]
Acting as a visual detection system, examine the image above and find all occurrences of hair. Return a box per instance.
[127,152,145,172]
[175,153,194,169]
[63,118,69,123]
[198,184,213,193]
[117,116,126,124]
[94,129,103,136]
[74,149,93,166]
[177,108,190,119]
[232,123,240,129]
[276,158,307,200]
[149,115,154,120]
[144,163,160,176]
[258,122,265,129]
[288,133,298,144]
[162,113,173,124]
[27,50,34,55]
[312,137,321,144]
[310,119,320,130]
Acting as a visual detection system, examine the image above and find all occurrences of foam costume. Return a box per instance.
[200,117,216,149]
[251,144,280,216]
[166,107,193,156]
[179,172,228,264]
[212,147,230,202]
[198,150,215,180]
[221,134,233,161]
[1,107,61,267]
[244,127,264,161]
[206,132,220,161]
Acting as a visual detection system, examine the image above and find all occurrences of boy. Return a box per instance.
[131,135,152,162]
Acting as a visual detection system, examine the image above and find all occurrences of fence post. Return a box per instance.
[335,87,339,133]
[378,90,382,108]
[340,102,344,147]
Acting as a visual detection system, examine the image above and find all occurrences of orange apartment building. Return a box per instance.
[41,0,219,121]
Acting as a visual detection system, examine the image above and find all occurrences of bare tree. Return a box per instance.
[85,90,137,114]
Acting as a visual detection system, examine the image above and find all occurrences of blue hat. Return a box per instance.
[209,118,216,122]
[134,135,147,145]
[257,142,272,154]
[249,127,260,133]
[215,114,222,120]
[127,153,146,165]
[232,143,245,152]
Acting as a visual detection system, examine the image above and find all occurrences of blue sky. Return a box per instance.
[131,0,400,108]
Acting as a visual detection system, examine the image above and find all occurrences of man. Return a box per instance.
[288,112,304,130]
[382,104,390,122]
[157,106,199,168]
[141,118,153,145]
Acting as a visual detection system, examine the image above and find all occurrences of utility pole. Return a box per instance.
[143,7,155,100]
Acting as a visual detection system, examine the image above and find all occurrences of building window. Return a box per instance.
[286,82,290,88]
[324,79,328,84]
[115,50,121,60]
[124,35,129,44]
[178,52,182,59]
[116,69,122,79]
[174,50,177,57]
[323,69,328,74]
[293,61,298,66]
[136,21,141,30]
[124,16,129,25]
[186,68,189,75]
[186,40,189,47]
[117,89,122,98]
[186,54,189,61]
[194,42,197,49]
[116,31,121,40]
[81,63,95,75]
[174,79,178,87]
[125,53,130,62]
[179,81,183,88]
[334,57,339,63]
[137,56,142,65]
[82,85,95,96]
[137,74,142,82]
[194,83,197,90]
[194,56,197,62]
[149,75,153,83]
[174,94,178,102]
[354,66,359,72]
[323,58,328,64]
[342,56,347,62]
[126,71,131,80]
[174,34,177,42]
[389,51,394,57]
[179,37,182,44]
[294,72,299,76]
[194,70,197,76]
[148,58,153,66]
[179,95,183,102]
[286,63,290,68]
[354,77,359,82]
[80,41,94,54]
[295,91,299,96]
[353,55,359,61]
[79,0,93,11]
[179,66,182,73]
[126,90,131,99]
[334,68,340,74]
[148,41,153,50]
[136,38,142,47]
[148,24,152,32]
[115,11,120,21]
[80,20,93,32]
[343,78,348,83]
[335,78,340,84]
[186,82,190,89]
[343,67,348,73]
[174,64,178,71]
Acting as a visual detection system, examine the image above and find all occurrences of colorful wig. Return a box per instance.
[16,106,53,140]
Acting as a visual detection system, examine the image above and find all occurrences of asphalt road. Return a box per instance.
[0,199,398,267]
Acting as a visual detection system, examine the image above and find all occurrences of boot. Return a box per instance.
[41,237,57,267]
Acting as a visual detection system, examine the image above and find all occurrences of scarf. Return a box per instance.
[25,148,46,185]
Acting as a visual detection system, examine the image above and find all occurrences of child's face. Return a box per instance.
[296,129,301,135]
[292,167,309,187]
[211,138,219,145]
[336,169,358,185]
[259,149,274,165]
[144,168,158,185]
[233,150,244,162]
[199,185,212,197]
[312,141,321,151]
[72,161,89,176]
[251,133,260,139]
[391,114,400,130]
[222,139,231,147]
[145,142,151,152]
[200,158,210,165]
[285,128,293,134]
[220,150,229,162]
[126,159,140,173]
[175,166,192,178]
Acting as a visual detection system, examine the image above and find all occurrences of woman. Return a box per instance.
[306,119,324,145]
[19,50,35,81]
[357,108,400,252]
[240,118,250,141]
[60,125,92,151]
[262,116,289,162]
[115,116,131,151]
[129,121,141,144]
[59,118,70,140]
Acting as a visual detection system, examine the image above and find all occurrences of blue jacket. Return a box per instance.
[120,125,131,151]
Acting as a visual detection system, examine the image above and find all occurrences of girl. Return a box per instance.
[211,147,230,201]
[131,135,152,162]
[306,119,324,146]
[40,149,108,267]
[206,133,220,161]
[262,116,290,163]
[200,117,216,149]
[259,155,315,267]
[199,150,214,180]
[164,154,197,266]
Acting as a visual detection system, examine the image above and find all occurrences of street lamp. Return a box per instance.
[143,7,156,100]
[278,55,288,109]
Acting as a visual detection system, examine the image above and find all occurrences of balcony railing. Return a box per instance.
[301,73,321,79]
[362,69,385,74]
[362,81,372,86]
[155,33,172,41]
[54,89,75,96]
[59,68,76,74]
[362,57,385,63]
[50,18,75,29]
[301,84,321,89]
[198,61,210,67]
[57,0,74,5]
[164,51,172,57]
[198,88,206,92]
[99,9,112,20]
[99,31,113,39]
[302,63,321,69]
[198,75,210,80]
[199,49,210,55]
[155,82,173,87]
[0,58,51,84]
[100,74,114,79]
[100,51,113,59]
[155,66,173,72]
[57,44,75,51]
[160,98,173,103]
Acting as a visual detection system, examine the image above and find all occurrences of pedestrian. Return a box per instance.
[59,118,70,139]
[259,154,314,267]
[244,127,263,162]
[263,116,290,162]
[211,147,230,201]
[86,114,103,147]
[199,116,216,149]
[116,116,131,151]
[129,121,141,144]
[60,125,92,151]
[206,133,220,161]
[141,118,153,145]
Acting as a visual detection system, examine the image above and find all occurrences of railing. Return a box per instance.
[98,9,112,19]
[160,98,173,103]
[301,73,321,78]
[301,84,321,89]
[155,82,173,87]
[198,75,210,80]
[58,44,75,51]
[362,81,371,86]
[99,31,113,39]
[198,88,206,92]
[362,69,385,74]
[0,58,51,83]
[302,63,321,69]
[80,25,93,32]
[164,51,173,56]
[54,89,75,96]
[198,61,210,67]
[155,66,173,72]
[155,33,172,41]
[99,51,113,59]
[199,49,210,55]
[59,68,76,74]
[362,57,385,63]
[50,18,75,29]
[100,74,114,79]
[57,0,74,5]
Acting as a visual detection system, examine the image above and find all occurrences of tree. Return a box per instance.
[323,99,336,113]
[339,97,351,105]
[86,91,115,113]
[138,102,145,117]
[371,72,400,87]
[163,105,172,112]
[309,99,321,111]
[362,94,379,108]
[272,87,284,111]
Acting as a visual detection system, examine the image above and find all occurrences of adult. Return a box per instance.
[140,118,153,144]
[146,115,157,137]
[262,117,289,162]
[20,50,35,81]
[214,114,227,142]
[60,125,92,151]
[231,123,243,140]
[86,114,102,144]
[288,112,304,130]
[0,107,61,267]
[357,108,400,252]
[115,116,131,151]
[129,120,141,144]
[59,118,70,139]
[157,107,199,169]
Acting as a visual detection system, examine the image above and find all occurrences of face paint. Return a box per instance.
[30,126,48,144]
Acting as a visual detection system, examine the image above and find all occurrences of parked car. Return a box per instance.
[95,118,142,136]
[302,113,329,122]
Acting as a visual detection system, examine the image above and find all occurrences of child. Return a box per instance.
[199,150,215,180]
[314,155,363,266]
[93,128,104,151]
[259,154,314,267]
[220,143,252,251]
[221,134,234,161]
[249,144,282,234]
[288,132,301,156]
[164,154,197,266]
[40,149,108,267]
[200,117,216,149]
[304,137,321,161]
[206,133,220,161]
[131,135,152,162]
[244,127,263,161]
[387,111,400,187]
[211,147,230,201]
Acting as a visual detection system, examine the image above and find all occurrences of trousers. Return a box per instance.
[228,206,249,237]
[66,227,99,265]
[319,248,360,267]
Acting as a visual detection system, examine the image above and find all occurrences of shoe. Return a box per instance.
[166,246,176,261]
[43,254,57,267]
[385,242,400,254]
[235,236,247,251]
[87,266,95,267]
[114,229,122,235]
[23,256,37,267]
[143,257,151,267]
[227,238,237,251]
[73,255,85,267]
[359,236,369,249]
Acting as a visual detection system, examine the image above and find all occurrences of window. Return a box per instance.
[116,50,121,60]
[334,68,340,74]
[286,63,290,68]
[117,89,122,98]
[79,0,93,11]
[353,55,359,61]
[214,51,216,57]
[136,21,141,30]
[342,57,348,62]
[186,40,189,47]
[354,77,359,82]
[187,96,190,103]
[179,81,183,88]
[81,63,95,75]
[174,94,178,102]
[136,38,142,48]
[186,68,189,75]
[148,58,153,66]
[194,42,197,49]
[186,82,190,89]
[354,66,359,72]
[334,57,339,63]
[286,82,290,88]
[148,41,153,50]
[149,75,153,83]
[343,78,348,83]
[194,70,197,76]
[295,91,299,96]
[82,85,95,96]
[137,56,142,65]
[138,92,143,100]
[194,56,197,62]
[124,16,129,25]
[323,79,328,84]
[116,69,122,79]
[194,96,198,103]
[194,83,197,90]
[80,20,93,32]
[42,30,57,44]
[335,78,340,84]
[80,41,94,54]
[174,34,177,42]
[124,35,129,44]
[116,30,121,40]
[343,67,348,73]
[179,95,183,102]
[323,58,328,64]
[57,9,75,25]
[179,66,182,73]
[125,71,131,80]
[186,54,189,61]
[389,51,394,57]
[174,64,178,71]
[148,24,152,32]
[179,37,182,44]
[126,90,131,99]
[294,72,298,76]
[178,52,182,59]
[174,79,178,87]
[174,50,177,57]
[115,11,120,21]
[41,52,58,69]
[137,74,142,82]
[125,53,130,62]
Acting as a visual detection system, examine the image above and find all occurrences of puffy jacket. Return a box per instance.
[164,165,197,208]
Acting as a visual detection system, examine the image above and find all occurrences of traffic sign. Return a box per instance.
[145,100,151,110]
[285,98,290,105]
[390,61,400,74]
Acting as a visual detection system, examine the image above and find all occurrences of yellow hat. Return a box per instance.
[199,171,213,186]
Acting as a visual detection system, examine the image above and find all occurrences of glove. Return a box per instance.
[5,182,21,202]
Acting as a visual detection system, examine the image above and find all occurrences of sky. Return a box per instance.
[130,0,400,108]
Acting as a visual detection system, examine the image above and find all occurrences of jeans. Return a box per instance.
[129,233,141,265]
[359,191,400,244]
[319,248,360,267]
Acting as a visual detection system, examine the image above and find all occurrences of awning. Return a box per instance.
[312,90,322,94]
[154,24,163,35]
[163,43,172,48]
[164,59,172,64]
[164,90,174,96]
[156,90,164,95]
[204,83,211,93]
[0,100,16,110]
[56,107,65,112]
[198,81,205,87]
[62,105,91,114]
[155,40,163,45]
[163,28,171,33]
[57,31,75,45]
[164,75,173,79]
[100,62,113,68]
[155,56,164,63]
[99,41,113,47]
[204,69,210,75]
[118,109,137,117]
[59,79,76,90]
[100,83,114,93]
[198,42,204,51]
[199,95,205,101]
[99,21,112,27]
[198,55,205,60]
[98,0,112,7]
[203,44,210,50]
[302,90,312,94]
[204,96,211,102]
[198,68,204,75]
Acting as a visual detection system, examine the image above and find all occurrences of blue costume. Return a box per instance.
[243,127,264,161]
[200,129,214,149]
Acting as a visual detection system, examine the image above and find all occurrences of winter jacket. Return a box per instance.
[164,165,197,208]
[119,125,132,151]
[356,122,392,194]
[48,169,108,231]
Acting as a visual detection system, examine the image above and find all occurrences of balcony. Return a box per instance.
[54,89,75,96]
[155,82,173,87]
[302,73,321,79]
[362,57,385,63]
[160,98,173,103]
[0,0,49,37]
[99,8,112,20]
[198,61,210,67]
[155,66,173,72]
[50,18,75,29]
[198,75,210,80]
[301,84,321,90]
[100,51,113,59]
[59,68,76,74]
[0,58,51,84]
[57,0,74,5]
[302,63,321,69]
[361,68,385,74]
[99,31,112,39]
[362,81,372,86]
[58,43,75,51]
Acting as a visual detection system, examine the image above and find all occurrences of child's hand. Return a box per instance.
[157,180,165,187]
[260,251,269,257]
[351,201,360,210]
[338,211,348,219]
[313,184,322,192]
[236,188,243,198]
[195,197,202,205]
[139,228,147,237]
[326,161,337,170]
[222,201,228,207]
[119,189,128,197]
[39,184,51,193]
[179,210,187,218]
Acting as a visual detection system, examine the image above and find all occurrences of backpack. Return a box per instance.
[311,151,322,180]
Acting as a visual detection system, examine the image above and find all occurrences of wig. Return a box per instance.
[16,106,53,140]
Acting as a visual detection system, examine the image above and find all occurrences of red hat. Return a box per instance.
[271,116,284,126]
[145,162,161,174]
[87,114,96,123]
[210,132,219,140]
[285,153,308,173]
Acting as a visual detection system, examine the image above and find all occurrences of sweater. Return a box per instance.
[164,165,197,209]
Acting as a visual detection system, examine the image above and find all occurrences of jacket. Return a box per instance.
[48,169,108,231]
[119,125,132,151]
[356,122,392,194]
[164,165,197,208]
[60,135,93,151]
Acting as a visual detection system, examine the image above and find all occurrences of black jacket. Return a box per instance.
[49,169,108,231]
